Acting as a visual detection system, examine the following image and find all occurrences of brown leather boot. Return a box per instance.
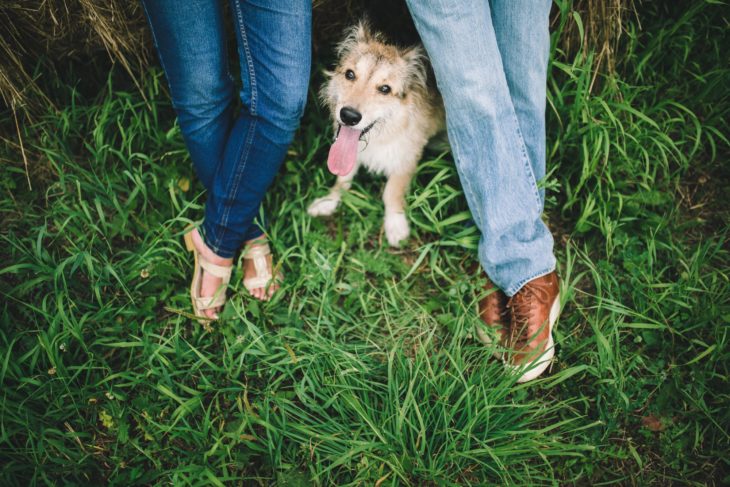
[476,275,509,358]
[505,271,560,382]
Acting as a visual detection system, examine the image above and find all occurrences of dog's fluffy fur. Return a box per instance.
[307,21,444,246]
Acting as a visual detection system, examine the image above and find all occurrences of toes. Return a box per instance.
[265,282,279,300]
[244,253,279,301]
[248,285,277,301]
[267,284,279,299]
[204,308,219,320]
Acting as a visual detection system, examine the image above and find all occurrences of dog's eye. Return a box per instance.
[345,69,356,80]
[377,85,392,95]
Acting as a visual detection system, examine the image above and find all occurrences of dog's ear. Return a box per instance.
[353,19,374,44]
[401,45,429,93]
[336,20,377,58]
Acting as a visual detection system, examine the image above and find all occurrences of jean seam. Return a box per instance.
[210,117,258,255]
[447,124,486,231]
[407,3,487,230]
[512,113,543,210]
[505,266,556,297]
[203,123,242,255]
[234,0,258,114]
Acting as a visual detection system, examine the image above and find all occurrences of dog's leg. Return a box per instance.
[307,168,357,217]
[383,171,414,247]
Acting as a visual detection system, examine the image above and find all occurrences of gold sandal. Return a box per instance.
[183,229,233,324]
[242,240,282,297]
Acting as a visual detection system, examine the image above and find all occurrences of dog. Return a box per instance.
[307,21,445,247]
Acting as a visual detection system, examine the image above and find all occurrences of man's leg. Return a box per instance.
[489,0,559,382]
[491,0,553,204]
[405,0,555,296]
[407,0,560,381]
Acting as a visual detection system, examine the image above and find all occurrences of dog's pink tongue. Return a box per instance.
[327,126,361,176]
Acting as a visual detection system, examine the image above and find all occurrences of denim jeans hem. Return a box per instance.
[200,221,236,259]
[244,228,265,242]
[199,220,266,259]
[504,266,556,298]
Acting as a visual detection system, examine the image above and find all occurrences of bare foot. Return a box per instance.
[242,236,280,301]
[191,228,233,319]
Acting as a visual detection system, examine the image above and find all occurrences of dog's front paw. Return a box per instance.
[307,196,340,217]
[384,212,410,247]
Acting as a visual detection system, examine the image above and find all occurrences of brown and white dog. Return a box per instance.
[307,21,444,246]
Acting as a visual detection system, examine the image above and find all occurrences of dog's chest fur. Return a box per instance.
[354,101,441,177]
[357,131,426,176]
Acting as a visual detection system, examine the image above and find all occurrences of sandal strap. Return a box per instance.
[244,255,273,289]
[244,274,274,290]
[194,291,226,311]
[242,242,280,291]
[244,271,282,291]
[242,242,271,260]
[199,258,233,282]
[194,257,232,312]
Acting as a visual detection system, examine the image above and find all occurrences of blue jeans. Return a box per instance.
[406,0,556,296]
[142,0,311,258]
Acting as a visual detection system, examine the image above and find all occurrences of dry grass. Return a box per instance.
[0,0,148,116]
[557,0,635,74]
[0,0,631,118]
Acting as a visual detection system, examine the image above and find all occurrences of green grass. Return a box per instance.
[1,2,729,485]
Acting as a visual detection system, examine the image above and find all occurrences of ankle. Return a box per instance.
[192,229,233,266]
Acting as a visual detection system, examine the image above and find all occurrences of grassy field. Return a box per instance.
[1,2,729,485]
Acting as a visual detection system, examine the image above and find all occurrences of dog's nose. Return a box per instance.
[340,106,362,126]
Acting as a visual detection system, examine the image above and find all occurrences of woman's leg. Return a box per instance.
[141,0,235,191]
[143,0,311,245]
[144,0,311,304]
[200,0,311,299]
[142,0,237,316]
[201,0,312,257]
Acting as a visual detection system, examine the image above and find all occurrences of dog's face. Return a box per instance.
[321,22,428,135]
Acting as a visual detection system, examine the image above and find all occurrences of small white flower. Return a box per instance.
[105,391,115,400]
[59,343,67,352]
